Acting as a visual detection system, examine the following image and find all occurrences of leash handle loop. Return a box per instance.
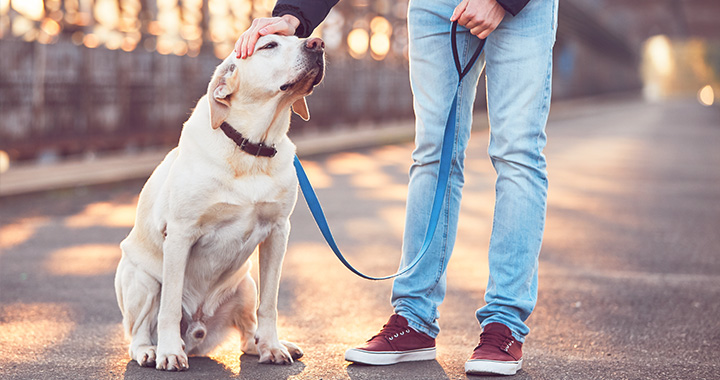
[295,22,485,280]
[451,20,486,82]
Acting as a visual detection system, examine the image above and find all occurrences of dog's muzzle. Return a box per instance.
[280,38,325,92]
[305,38,325,86]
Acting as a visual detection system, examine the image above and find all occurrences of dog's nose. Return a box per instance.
[305,38,325,53]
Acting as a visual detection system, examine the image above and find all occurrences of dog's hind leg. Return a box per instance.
[115,255,161,367]
[233,273,260,356]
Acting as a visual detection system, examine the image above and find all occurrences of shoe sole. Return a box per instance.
[465,358,523,376]
[345,347,436,365]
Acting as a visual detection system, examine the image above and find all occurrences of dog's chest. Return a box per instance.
[183,207,265,300]
[193,199,279,249]
[171,160,295,292]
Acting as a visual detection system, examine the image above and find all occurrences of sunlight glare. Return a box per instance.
[0,217,49,251]
[326,152,378,175]
[298,160,333,189]
[370,16,391,35]
[94,0,120,28]
[698,84,714,106]
[370,33,390,60]
[207,331,243,375]
[83,33,100,48]
[645,35,674,76]
[45,244,121,276]
[64,200,137,228]
[0,150,9,173]
[347,28,369,59]
[369,16,391,60]
[11,14,33,36]
[10,0,43,21]
[40,18,61,36]
[0,303,75,364]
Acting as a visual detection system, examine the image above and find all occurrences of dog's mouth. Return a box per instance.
[280,58,325,92]
[279,69,323,92]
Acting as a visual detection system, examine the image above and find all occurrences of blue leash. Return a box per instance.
[294,21,485,280]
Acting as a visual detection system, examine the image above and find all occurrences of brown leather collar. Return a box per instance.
[220,122,277,158]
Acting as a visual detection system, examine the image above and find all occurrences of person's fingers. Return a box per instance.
[235,32,249,58]
[234,16,298,59]
[456,6,477,28]
[246,24,266,57]
[235,28,253,58]
[259,19,291,36]
[467,17,494,36]
[234,25,249,57]
[239,33,249,58]
[454,0,504,39]
[450,0,468,22]
[235,18,273,58]
[464,17,483,31]
[246,20,268,58]
[470,24,494,39]
[235,40,242,58]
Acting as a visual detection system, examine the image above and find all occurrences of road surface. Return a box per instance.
[1,96,719,379]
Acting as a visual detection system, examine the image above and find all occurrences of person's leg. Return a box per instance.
[475,0,559,343]
[391,0,485,339]
[345,0,485,365]
[346,0,486,364]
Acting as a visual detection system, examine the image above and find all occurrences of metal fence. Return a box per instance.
[0,37,414,161]
[0,0,643,162]
[1,0,414,161]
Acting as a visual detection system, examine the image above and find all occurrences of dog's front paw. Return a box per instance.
[155,342,188,371]
[257,339,295,365]
[281,340,303,360]
[131,345,157,367]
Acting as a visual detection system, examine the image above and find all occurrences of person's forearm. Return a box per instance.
[272,0,340,38]
[495,0,530,16]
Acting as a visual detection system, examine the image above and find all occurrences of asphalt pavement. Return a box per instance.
[1,96,719,379]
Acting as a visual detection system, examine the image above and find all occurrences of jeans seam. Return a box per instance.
[534,42,553,194]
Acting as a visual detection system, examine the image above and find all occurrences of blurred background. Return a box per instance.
[1,3,719,378]
[0,0,719,168]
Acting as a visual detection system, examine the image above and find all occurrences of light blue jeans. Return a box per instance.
[391,0,558,342]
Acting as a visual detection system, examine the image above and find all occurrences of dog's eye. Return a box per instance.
[259,42,278,51]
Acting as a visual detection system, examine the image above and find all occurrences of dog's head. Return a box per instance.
[208,35,325,129]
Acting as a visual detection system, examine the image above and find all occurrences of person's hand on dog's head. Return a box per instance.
[235,15,300,59]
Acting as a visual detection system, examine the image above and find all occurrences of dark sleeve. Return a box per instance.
[496,0,531,16]
[272,0,340,38]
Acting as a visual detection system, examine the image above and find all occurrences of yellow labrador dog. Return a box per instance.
[114,35,324,371]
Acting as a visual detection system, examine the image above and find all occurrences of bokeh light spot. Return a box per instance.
[347,28,369,59]
[698,85,714,106]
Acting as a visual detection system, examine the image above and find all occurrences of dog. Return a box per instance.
[114,35,325,371]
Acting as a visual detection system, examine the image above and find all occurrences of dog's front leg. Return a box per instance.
[155,227,193,371]
[255,221,295,364]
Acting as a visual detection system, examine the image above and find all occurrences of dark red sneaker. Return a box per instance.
[344,314,436,365]
[465,323,523,375]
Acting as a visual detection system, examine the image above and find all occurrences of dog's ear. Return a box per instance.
[292,97,310,121]
[208,63,240,129]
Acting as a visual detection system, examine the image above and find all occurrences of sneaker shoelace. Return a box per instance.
[476,329,515,352]
[369,321,412,342]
